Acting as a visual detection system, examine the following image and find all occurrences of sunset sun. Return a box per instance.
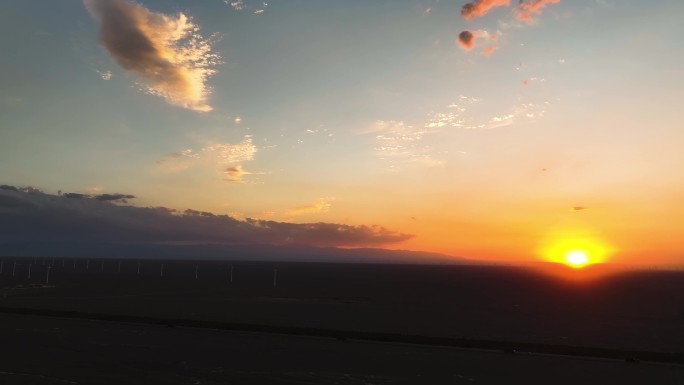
[540,234,614,268]
[564,250,589,267]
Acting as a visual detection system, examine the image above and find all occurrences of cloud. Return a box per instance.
[97,70,112,80]
[457,30,501,53]
[457,31,475,50]
[516,0,561,23]
[226,0,267,14]
[424,96,483,130]
[157,137,257,174]
[481,46,497,56]
[95,193,136,202]
[224,165,251,183]
[83,0,220,112]
[461,0,510,19]
[287,198,335,216]
[0,187,412,249]
[364,120,443,168]
[226,0,245,10]
[61,192,136,203]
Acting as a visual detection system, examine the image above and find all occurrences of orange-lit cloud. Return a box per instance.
[481,46,497,56]
[157,137,257,174]
[457,30,475,50]
[287,197,335,216]
[516,0,560,23]
[83,0,220,112]
[458,30,501,54]
[461,0,510,19]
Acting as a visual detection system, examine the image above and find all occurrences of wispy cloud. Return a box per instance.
[96,69,112,80]
[226,0,268,14]
[481,46,497,56]
[226,0,245,10]
[83,0,220,112]
[424,96,481,130]
[157,137,258,177]
[461,0,510,19]
[365,121,443,168]
[425,97,548,130]
[488,102,549,128]
[516,0,561,22]
[287,197,335,216]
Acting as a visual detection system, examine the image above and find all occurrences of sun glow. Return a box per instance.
[539,233,613,268]
[564,250,589,267]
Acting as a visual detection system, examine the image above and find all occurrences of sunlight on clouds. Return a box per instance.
[461,0,511,19]
[287,197,336,216]
[426,97,548,131]
[224,165,252,183]
[157,137,258,179]
[84,0,220,112]
[365,121,444,169]
[517,0,561,23]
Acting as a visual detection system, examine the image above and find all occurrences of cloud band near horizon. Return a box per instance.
[0,187,413,249]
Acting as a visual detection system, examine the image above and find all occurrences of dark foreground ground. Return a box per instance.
[0,258,683,383]
[1,313,682,385]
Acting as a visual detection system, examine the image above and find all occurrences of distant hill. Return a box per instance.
[0,241,469,265]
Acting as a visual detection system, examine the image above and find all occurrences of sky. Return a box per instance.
[1,0,683,265]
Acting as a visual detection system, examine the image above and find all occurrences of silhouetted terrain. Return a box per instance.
[1,313,681,385]
[1,258,683,354]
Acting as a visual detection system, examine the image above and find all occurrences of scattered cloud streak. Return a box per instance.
[226,0,268,14]
[516,0,561,22]
[287,198,335,216]
[481,46,497,56]
[226,0,245,10]
[364,121,443,168]
[83,0,220,112]
[157,137,257,174]
[425,97,548,130]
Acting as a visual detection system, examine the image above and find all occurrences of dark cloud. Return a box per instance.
[83,0,219,111]
[0,188,413,251]
[457,30,475,50]
[94,193,135,201]
[64,193,91,199]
